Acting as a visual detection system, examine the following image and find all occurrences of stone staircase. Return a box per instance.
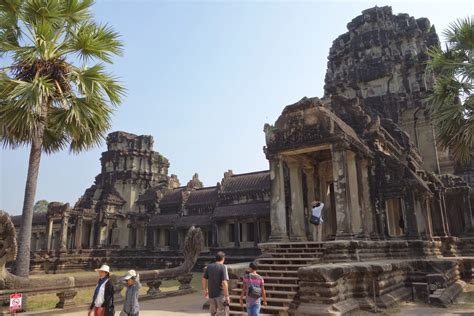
[229,242,325,315]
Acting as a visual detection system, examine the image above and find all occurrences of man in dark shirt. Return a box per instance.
[202,251,230,316]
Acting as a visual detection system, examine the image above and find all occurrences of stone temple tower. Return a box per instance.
[324,6,453,174]
[74,131,171,248]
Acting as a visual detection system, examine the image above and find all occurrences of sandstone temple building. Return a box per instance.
[9,9,474,313]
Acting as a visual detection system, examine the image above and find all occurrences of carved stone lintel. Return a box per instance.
[56,289,78,308]
[147,280,162,296]
[177,273,193,290]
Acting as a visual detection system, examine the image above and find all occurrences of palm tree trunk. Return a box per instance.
[15,138,43,278]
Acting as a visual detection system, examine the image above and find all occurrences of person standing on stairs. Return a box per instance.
[239,262,267,316]
[202,251,230,316]
[311,200,324,241]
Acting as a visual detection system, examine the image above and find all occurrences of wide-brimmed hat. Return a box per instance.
[95,264,111,274]
[311,201,319,207]
[123,269,137,280]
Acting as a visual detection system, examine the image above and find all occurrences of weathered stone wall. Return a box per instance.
[323,6,449,173]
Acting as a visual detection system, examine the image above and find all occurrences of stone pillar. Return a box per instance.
[47,218,54,252]
[74,217,83,251]
[346,151,362,236]
[404,191,420,239]
[463,192,474,233]
[90,221,97,248]
[146,226,154,249]
[288,160,306,241]
[234,222,241,248]
[355,157,371,238]
[59,214,69,252]
[269,158,289,242]
[212,223,219,247]
[254,220,260,247]
[331,146,353,239]
[303,167,316,240]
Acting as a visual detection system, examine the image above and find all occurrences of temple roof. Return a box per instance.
[213,202,270,220]
[11,213,47,227]
[185,187,218,207]
[220,171,270,195]
[176,215,212,228]
[149,214,179,226]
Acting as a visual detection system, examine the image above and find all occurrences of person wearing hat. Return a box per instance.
[310,200,324,241]
[121,269,142,316]
[88,264,114,316]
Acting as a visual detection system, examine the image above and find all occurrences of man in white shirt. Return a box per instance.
[311,201,324,242]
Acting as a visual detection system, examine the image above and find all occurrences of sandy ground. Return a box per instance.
[58,292,208,316]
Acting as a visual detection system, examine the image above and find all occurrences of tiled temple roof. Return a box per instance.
[213,202,270,220]
[220,171,270,195]
[11,213,48,227]
[100,186,126,206]
[185,187,218,207]
[149,214,179,226]
[176,215,211,228]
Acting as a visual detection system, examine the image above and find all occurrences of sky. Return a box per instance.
[1,0,472,215]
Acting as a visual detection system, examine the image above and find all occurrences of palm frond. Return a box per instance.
[68,21,123,63]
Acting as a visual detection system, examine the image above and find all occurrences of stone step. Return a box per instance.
[230,295,293,305]
[257,263,305,270]
[266,252,322,258]
[230,312,275,316]
[271,248,324,254]
[231,288,298,297]
[229,302,290,312]
[257,257,318,264]
[258,269,298,276]
[237,281,299,290]
[263,242,325,248]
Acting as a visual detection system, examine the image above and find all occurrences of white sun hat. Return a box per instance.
[95,264,111,274]
[123,269,137,280]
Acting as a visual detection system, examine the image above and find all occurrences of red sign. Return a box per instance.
[9,293,22,311]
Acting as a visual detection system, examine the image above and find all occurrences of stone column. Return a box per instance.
[331,146,353,239]
[234,222,241,248]
[47,218,54,252]
[212,223,219,247]
[346,151,362,236]
[463,192,474,232]
[303,167,316,240]
[59,214,69,252]
[355,157,370,238]
[404,191,420,239]
[288,160,306,241]
[74,217,83,251]
[269,158,289,242]
[254,220,260,247]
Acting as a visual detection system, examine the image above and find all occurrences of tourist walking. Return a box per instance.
[311,200,324,241]
[88,264,114,316]
[202,251,230,316]
[239,262,267,316]
[121,269,142,316]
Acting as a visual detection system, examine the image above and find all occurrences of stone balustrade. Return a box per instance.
[0,271,194,314]
[296,258,468,315]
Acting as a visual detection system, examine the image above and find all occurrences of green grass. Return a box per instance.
[27,271,203,312]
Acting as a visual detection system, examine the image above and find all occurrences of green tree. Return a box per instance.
[0,0,125,277]
[428,16,473,164]
[33,199,48,213]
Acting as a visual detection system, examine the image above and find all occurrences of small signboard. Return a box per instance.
[9,293,22,312]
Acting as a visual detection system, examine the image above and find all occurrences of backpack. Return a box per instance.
[247,283,262,299]
[310,215,320,225]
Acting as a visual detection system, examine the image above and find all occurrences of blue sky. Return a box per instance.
[1,0,472,215]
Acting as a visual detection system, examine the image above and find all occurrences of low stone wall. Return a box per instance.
[295,258,466,316]
[0,271,195,315]
[29,249,259,274]
[321,240,443,263]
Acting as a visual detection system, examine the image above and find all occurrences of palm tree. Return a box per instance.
[428,16,473,164]
[0,0,125,277]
